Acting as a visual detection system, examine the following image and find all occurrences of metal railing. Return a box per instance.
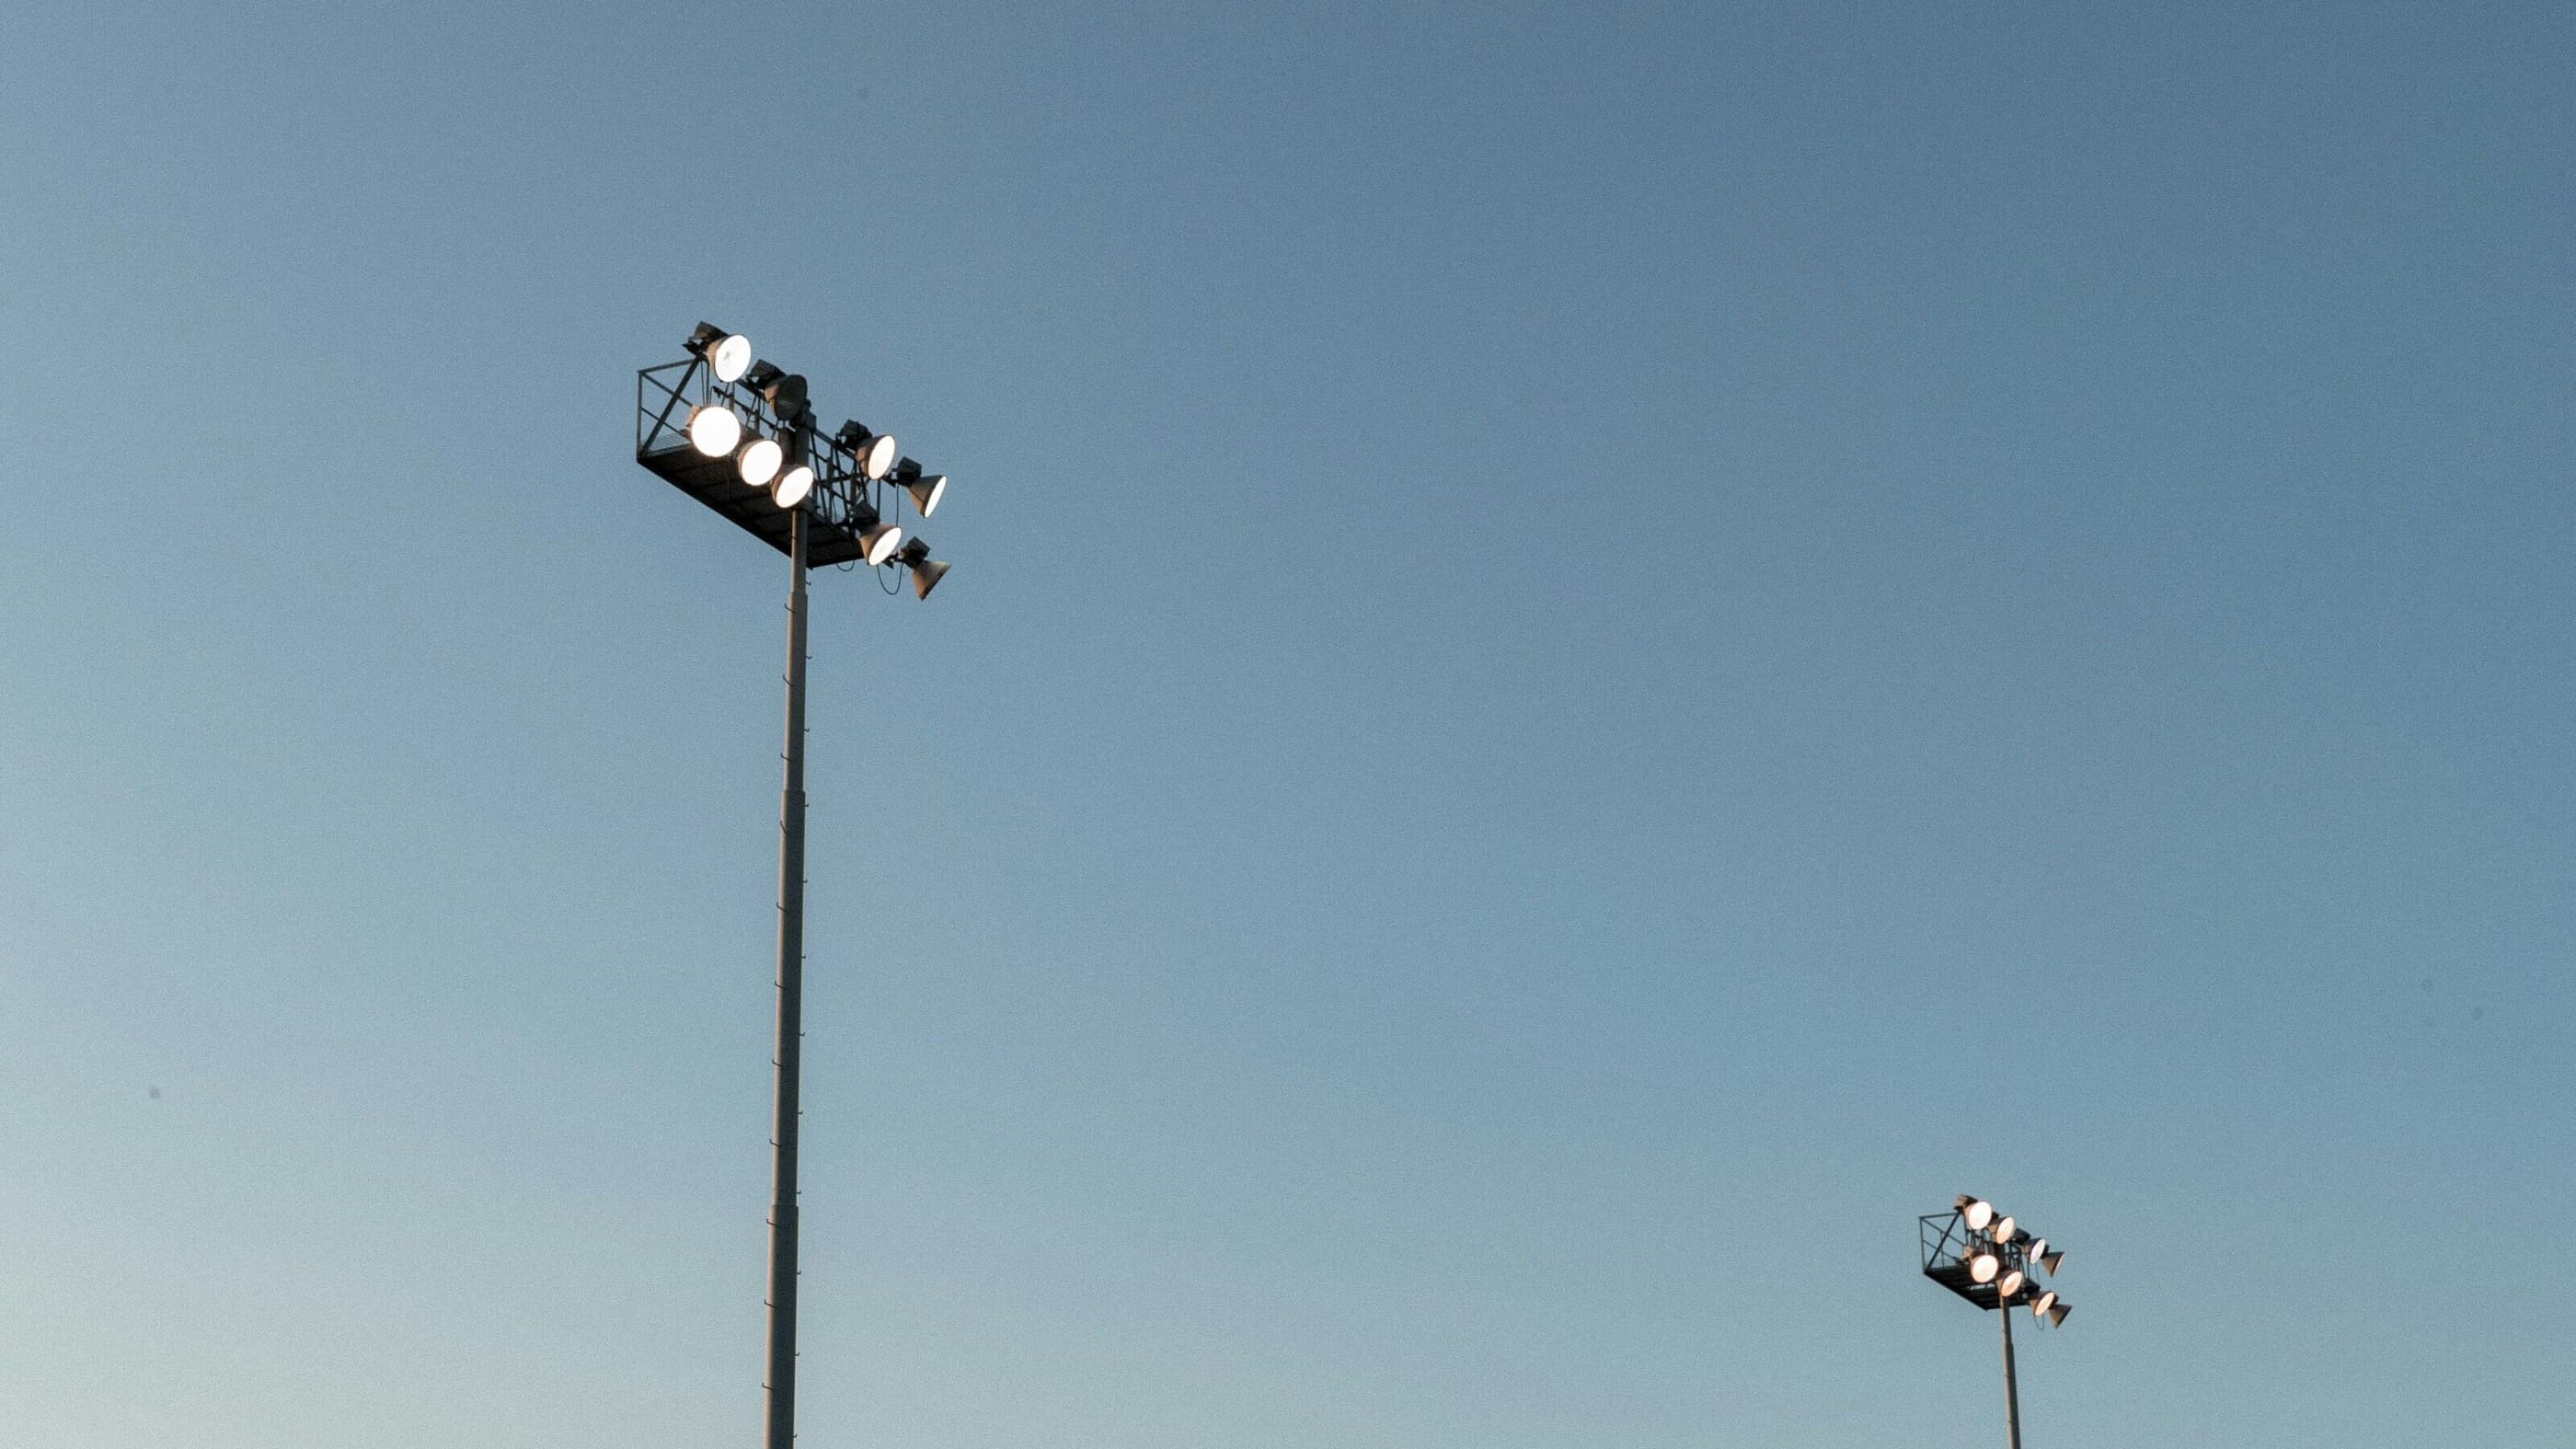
[636,355,932,564]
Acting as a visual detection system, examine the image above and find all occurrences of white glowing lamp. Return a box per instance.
[711,333,753,383]
[737,436,784,488]
[688,405,742,458]
[773,464,814,508]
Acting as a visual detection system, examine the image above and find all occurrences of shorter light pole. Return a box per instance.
[1919,1195,2074,1448]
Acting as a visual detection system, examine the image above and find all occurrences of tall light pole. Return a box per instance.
[633,323,954,1449]
[1920,1195,2074,1448]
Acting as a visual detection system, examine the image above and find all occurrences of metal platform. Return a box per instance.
[635,439,873,567]
[635,357,887,569]
[1921,1208,2037,1312]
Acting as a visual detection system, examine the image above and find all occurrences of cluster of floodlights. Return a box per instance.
[676,322,950,595]
[1955,1194,2074,1328]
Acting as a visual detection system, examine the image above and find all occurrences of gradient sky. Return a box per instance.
[3,4,2570,1446]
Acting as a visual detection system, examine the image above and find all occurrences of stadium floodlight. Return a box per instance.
[894,457,948,517]
[759,371,811,426]
[834,420,901,480]
[1920,1199,2077,1449]
[630,325,968,1449]
[895,537,949,600]
[689,405,743,458]
[713,335,753,382]
[738,435,785,488]
[846,503,903,566]
[773,464,815,509]
[684,322,756,384]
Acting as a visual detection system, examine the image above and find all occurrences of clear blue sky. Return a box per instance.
[3,3,2569,1445]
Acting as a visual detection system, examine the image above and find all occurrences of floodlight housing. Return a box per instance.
[1991,1215,2016,1244]
[760,372,811,426]
[893,457,948,516]
[2044,1301,2071,1328]
[895,537,949,599]
[834,420,899,479]
[1969,1252,2000,1284]
[849,504,903,567]
[713,334,753,383]
[738,436,785,488]
[689,405,743,458]
[2039,1248,2065,1275]
[1962,1199,1995,1232]
[2031,1290,2057,1317]
[773,464,814,509]
[684,322,755,384]
[1998,1269,2026,1299]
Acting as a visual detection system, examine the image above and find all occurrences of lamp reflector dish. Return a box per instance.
[738,436,784,487]
[712,334,753,383]
[1968,1252,2000,1284]
[1963,1201,1995,1232]
[1998,1269,2026,1299]
[688,406,742,458]
[1991,1215,2017,1244]
[864,432,899,479]
[2040,1248,2065,1275]
[904,473,947,517]
[2032,1291,2057,1317]
[860,522,903,567]
[2045,1302,2071,1328]
[773,464,814,508]
[684,402,747,454]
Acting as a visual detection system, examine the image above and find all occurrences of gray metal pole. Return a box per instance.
[1999,1292,2023,1449]
[764,470,810,1449]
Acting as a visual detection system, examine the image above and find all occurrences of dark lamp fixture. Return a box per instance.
[895,537,949,599]
[759,372,811,426]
